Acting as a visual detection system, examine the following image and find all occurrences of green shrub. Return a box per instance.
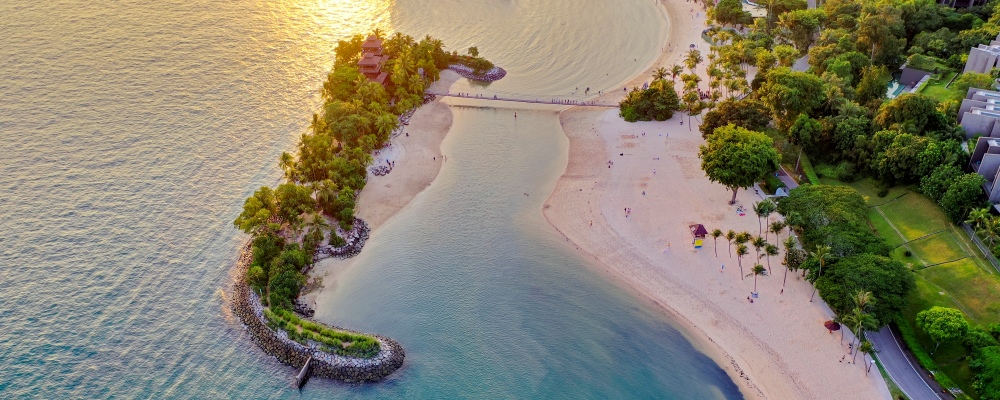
[761,174,785,195]
[798,155,821,185]
[970,346,1000,400]
[330,231,347,247]
[618,81,681,122]
[815,162,857,182]
[264,307,381,358]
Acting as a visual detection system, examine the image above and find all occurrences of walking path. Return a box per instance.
[868,327,946,400]
[426,91,618,107]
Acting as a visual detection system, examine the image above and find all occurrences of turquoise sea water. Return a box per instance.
[0,0,741,398]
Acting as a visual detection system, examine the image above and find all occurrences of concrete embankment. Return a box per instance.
[230,241,405,382]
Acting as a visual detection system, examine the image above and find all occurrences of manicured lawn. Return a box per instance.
[878,194,952,241]
[919,259,1000,324]
[868,208,905,247]
[908,232,969,266]
[819,177,908,206]
[920,72,963,103]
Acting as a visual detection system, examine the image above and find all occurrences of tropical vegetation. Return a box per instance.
[234,31,492,356]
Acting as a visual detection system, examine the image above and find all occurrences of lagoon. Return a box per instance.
[0,0,741,398]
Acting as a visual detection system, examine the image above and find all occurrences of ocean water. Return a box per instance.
[0,0,741,398]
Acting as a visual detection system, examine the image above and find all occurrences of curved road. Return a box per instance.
[868,326,946,400]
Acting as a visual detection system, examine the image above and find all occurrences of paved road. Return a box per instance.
[868,326,945,400]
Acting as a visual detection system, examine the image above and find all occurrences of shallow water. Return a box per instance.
[0,0,741,398]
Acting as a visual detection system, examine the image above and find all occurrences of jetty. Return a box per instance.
[425,91,618,108]
[294,355,312,389]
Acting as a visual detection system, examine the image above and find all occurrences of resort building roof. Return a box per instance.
[362,35,383,53]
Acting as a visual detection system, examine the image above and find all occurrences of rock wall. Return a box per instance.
[448,64,507,82]
[230,241,405,382]
[313,218,370,262]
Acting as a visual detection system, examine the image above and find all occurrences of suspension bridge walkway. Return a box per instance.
[426,91,618,108]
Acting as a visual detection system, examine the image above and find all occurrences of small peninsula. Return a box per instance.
[229,31,500,383]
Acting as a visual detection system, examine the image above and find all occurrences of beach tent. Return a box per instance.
[689,224,708,248]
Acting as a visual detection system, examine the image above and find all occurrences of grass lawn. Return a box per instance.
[869,208,906,247]
[818,177,909,206]
[819,178,1000,397]
[919,259,1000,324]
[877,194,952,241]
[920,72,963,103]
[908,232,969,267]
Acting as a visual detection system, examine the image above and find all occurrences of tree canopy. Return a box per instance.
[619,79,681,122]
[777,185,891,257]
[700,98,771,138]
[698,125,780,204]
[815,253,915,325]
[917,306,970,353]
[758,67,826,131]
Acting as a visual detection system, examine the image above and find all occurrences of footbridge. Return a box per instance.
[426,91,618,108]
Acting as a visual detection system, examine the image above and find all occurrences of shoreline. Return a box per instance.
[304,70,460,305]
[229,241,405,382]
[545,1,891,400]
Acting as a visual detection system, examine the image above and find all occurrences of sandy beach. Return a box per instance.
[308,1,892,398]
[304,71,459,303]
[543,1,892,399]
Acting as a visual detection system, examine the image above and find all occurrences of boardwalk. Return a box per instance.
[426,91,618,108]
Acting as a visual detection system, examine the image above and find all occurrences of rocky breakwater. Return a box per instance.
[230,242,405,383]
[448,63,507,82]
[313,218,370,262]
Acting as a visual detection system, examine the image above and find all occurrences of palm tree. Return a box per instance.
[853,290,875,312]
[712,229,724,257]
[979,216,1000,247]
[746,264,767,294]
[751,236,767,261]
[762,200,777,239]
[753,202,768,236]
[765,244,779,273]
[726,230,736,258]
[753,200,776,238]
[860,341,876,375]
[847,308,878,363]
[684,49,703,74]
[966,207,990,230]
[736,244,749,279]
[653,67,669,82]
[809,245,832,302]
[278,151,296,181]
[670,64,684,82]
[770,221,786,244]
[782,236,797,291]
[735,231,751,246]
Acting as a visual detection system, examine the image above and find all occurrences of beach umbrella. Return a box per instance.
[824,320,841,333]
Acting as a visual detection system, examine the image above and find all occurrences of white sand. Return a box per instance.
[309,2,892,398]
[305,71,459,303]
[543,1,892,399]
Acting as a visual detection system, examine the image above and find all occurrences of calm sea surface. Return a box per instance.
[0,1,741,398]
